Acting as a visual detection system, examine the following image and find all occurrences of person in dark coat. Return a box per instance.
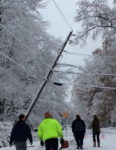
[9,114,33,150]
[72,114,86,149]
[92,115,100,147]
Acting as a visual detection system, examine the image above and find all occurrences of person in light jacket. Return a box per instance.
[38,112,64,150]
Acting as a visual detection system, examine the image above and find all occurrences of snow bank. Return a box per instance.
[0,122,12,148]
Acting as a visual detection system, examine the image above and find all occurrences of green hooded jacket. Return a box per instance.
[37,118,63,141]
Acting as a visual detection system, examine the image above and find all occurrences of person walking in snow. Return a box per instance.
[72,114,86,149]
[37,112,64,150]
[92,115,100,147]
[9,114,33,150]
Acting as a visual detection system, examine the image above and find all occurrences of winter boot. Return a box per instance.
[93,142,96,147]
[77,147,79,149]
[98,142,100,147]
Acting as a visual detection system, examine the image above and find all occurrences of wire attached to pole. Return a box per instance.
[64,50,116,59]
[52,0,73,30]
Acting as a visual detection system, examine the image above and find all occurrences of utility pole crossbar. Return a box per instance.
[25,30,73,120]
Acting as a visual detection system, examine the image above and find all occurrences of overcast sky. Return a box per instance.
[40,0,112,67]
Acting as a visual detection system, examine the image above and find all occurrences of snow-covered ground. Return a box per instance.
[1,127,116,150]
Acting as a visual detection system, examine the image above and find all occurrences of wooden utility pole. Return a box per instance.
[0,0,2,30]
[25,30,73,120]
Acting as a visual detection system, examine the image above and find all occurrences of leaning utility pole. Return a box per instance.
[25,30,73,120]
[0,0,2,31]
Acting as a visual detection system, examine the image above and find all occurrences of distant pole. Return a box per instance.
[25,30,73,120]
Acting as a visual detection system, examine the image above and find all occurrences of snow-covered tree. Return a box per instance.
[0,0,72,147]
[72,43,116,126]
[72,0,116,127]
[74,0,116,44]
[0,0,68,124]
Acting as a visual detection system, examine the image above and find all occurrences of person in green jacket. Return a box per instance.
[38,112,64,150]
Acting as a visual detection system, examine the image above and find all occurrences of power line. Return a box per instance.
[77,85,116,90]
[57,63,86,71]
[64,51,91,57]
[53,69,82,75]
[64,50,116,59]
[53,69,116,77]
[52,0,72,30]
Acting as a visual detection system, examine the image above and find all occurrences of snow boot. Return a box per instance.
[93,142,96,147]
[98,142,100,147]
[77,147,79,149]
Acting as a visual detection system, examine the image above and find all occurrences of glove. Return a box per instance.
[60,138,64,144]
[40,141,44,146]
[9,142,12,147]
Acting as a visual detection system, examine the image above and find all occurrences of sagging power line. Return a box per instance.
[53,69,116,77]
[57,63,86,71]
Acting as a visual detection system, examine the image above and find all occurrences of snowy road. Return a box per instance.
[1,127,116,150]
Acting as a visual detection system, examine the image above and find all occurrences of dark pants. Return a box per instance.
[74,132,85,148]
[14,141,27,150]
[45,138,58,150]
[93,132,100,143]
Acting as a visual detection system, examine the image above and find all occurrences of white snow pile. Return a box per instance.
[0,122,12,148]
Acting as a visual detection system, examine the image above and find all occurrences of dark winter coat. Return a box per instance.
[10,120,33,144]
[72,118,86,134]
[92,118,100,133]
